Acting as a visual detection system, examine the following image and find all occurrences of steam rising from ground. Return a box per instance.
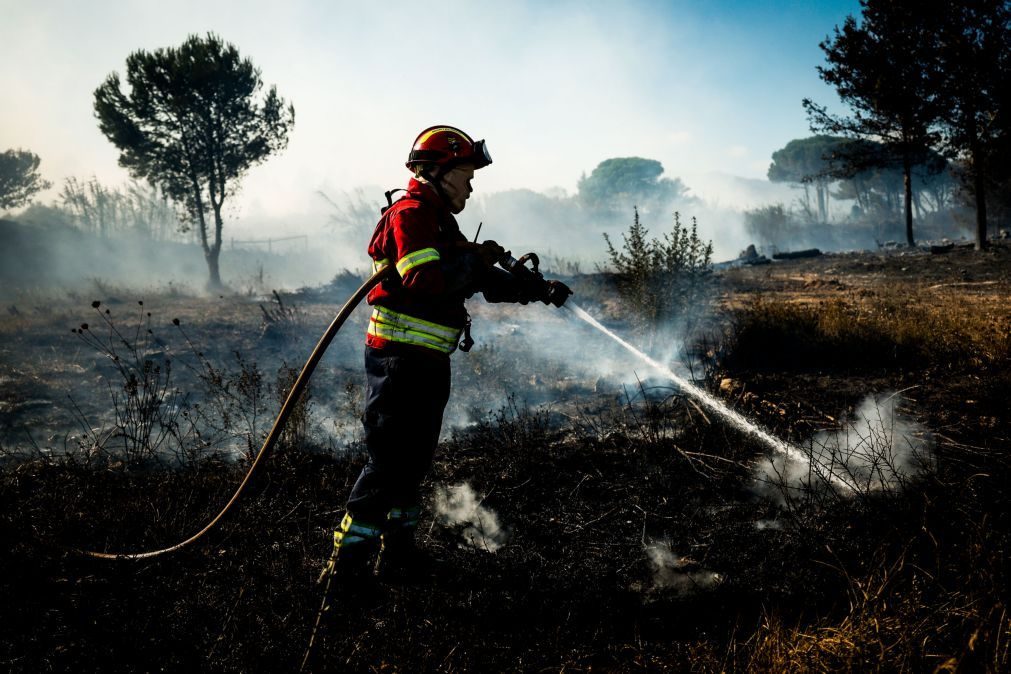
[645,542,723,594]
[434,483,508,552]
[566,302,856,491]
[754,392,934,502]
[565,305,936,499]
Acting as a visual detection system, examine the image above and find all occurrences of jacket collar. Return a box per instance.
[405,177,461,235]
[407,177,447,209]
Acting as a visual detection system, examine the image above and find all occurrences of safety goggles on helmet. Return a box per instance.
[472,139,492,169]
[406,125,492,171]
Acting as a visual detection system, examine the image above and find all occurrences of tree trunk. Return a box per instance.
[206,199,226,291]
[191,195,219,288]
[903,157,914,247]
[817,182,827,223]
[855,177,869,213]
[971,138,988,250]
[824,180,831,223]
[202,156,227,291]
[205,248,222,289]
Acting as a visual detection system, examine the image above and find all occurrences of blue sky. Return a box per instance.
[0,0,861,219]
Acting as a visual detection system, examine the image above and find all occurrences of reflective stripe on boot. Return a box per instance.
[318,512,382,583]
[387,505,420,530]
[382,506,420,561]
[380,506,437,581]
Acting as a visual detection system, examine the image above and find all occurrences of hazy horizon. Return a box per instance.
[2,0,857,231]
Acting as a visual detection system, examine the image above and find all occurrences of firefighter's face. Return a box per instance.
[439,164,475,214]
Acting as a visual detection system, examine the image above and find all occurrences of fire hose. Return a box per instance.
[70,250,567,561]
[72,265,394,560]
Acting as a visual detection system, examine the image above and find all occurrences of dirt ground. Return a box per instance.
[1,242,1009,671]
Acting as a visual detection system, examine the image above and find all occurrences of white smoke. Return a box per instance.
[753,392,934,501]
[434,482,508,552]
[644,542,723,594]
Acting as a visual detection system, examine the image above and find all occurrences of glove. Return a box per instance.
[452,241,505,267]
[478,240,506,266]
[542,280,573,307]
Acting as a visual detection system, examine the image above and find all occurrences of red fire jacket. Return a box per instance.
[365,178,471,354]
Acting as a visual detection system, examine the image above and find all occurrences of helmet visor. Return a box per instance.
[473,139,492,168]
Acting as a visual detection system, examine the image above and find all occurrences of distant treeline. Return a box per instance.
[746,135,976,250]
[0,218,332,297]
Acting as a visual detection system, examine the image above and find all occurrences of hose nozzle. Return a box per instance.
[499,252,572,307]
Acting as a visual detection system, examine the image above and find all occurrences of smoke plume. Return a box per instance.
[644,541,722,594]
[753,392,934,501]
[434,482,508,552]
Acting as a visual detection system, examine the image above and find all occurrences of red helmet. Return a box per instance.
[406,125,492,172]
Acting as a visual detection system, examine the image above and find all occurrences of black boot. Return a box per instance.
[333,542,379,580]
[377,530,438,583]
[316,542,380,615]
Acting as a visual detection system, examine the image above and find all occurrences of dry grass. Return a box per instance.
[720,285,1010,373]
[2,249,1010,671]
[746,554,1009,673]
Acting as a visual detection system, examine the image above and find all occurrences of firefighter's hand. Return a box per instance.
[453,241,504,266]
[478,240,506,266]
[543,280,573,307]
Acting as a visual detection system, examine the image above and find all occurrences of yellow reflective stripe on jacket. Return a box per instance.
[368,321,457,353]
[395,247,440,276]
[368,306,461,353]
[373,306,460,342]
[372,258,390,273]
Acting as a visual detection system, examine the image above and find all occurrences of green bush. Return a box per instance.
[603,209,713,334]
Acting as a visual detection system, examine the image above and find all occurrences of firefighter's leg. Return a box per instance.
[346,348,411,516]
[326,348,403,578]
[379,353,451,575]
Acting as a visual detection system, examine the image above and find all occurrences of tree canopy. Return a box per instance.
[933,0,1011,249]
[767,135,850,223]
[767,134,953,233]
[801,0,1011,249]
[94,33,294,288]
[803,0,944,245]
[578,157,690,213]
[0,149,52,211]
[767,135,849,184]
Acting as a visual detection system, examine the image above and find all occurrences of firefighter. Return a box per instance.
[327,125,570,581]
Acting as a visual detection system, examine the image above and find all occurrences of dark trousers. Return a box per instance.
[346,346,451,528]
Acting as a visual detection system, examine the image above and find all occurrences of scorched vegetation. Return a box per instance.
[1,242,1010,672]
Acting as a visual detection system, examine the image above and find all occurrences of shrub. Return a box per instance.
[603,209,713,335]
[275,364,311,452]
[60,176,182,240]
[743,203,798,249]
[70,300,185,463]
[70,302,285,463]
[259,289,305,341]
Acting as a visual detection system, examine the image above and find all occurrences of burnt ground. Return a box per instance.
[1,243,1010,672]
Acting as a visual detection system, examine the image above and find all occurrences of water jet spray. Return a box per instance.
[564,302,854,492]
